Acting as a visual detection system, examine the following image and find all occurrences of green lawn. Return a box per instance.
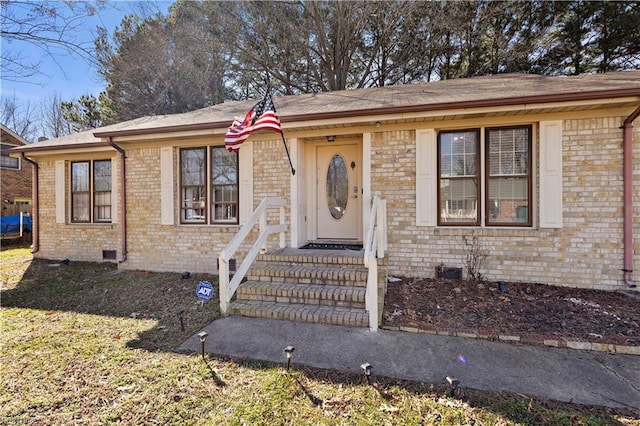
[1,244,638,425]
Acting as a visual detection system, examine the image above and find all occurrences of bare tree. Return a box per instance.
[40,93,72,139]
[0,1,110,81]
[1,95,38,142]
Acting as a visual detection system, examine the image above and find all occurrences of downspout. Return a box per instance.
[107,137,128,263]
[20,153,39,253]
[622,105,640,288]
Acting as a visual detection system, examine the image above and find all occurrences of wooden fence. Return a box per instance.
[2,204,33,217]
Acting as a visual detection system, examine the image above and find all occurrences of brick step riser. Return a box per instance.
[236,287,366,309]
[246,272,367,288]
[229,303,368,327]
[256,252,371,267]
[254,260,387,269]
[254,260,365,269]
[236,293,365,309]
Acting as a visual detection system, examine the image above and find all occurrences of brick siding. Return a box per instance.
[32,110,640,290]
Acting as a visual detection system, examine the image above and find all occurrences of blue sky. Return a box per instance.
[1,1,170,106]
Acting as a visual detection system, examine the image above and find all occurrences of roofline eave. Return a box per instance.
[9,141,113,155]
[91,87,640,139]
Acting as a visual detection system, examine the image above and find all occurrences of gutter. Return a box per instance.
[107,137,128,263]
[622,105,640,288]
[20,153,39,253]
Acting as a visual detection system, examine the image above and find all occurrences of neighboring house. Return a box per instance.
[11,71,640,326]
[1,124,33,215]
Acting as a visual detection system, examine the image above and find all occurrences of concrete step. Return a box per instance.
[246,265,368,287]
[229,300,369,327]
[236,281,366,309]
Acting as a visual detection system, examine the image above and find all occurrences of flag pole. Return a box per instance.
[265,82,295,176]
[280,132,296,175]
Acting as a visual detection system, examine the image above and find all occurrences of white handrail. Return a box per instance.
[363,196,387,331]
[219,197,288,316]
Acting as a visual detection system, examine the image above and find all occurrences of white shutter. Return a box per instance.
[416,129,437,226]
[55,160,65,224]
[239,142,254,224]
[539,120,563,228]
[160,147,174,225]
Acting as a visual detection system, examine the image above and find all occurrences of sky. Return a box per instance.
[1,1,171,108]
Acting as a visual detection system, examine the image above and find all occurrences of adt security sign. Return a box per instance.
[196,281,214,301]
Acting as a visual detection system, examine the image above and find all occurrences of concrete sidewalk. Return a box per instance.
[178,317,640,410]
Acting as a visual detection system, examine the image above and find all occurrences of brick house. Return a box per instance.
[11,71,640,328]
[1,124,33,215]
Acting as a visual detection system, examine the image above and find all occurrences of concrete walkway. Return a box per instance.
[179,317,640,410]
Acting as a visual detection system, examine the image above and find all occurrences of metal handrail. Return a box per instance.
[218,197,287,316]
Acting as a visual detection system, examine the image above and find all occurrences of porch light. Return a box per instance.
[197,331,209,359]
[284,346,295,371]
[446,376,460,397]
[176,309,185,331]
[361,362,372,384]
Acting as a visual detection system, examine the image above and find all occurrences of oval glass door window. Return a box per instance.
[326,154,348,220]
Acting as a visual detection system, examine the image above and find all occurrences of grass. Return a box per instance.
[1,243,639,425]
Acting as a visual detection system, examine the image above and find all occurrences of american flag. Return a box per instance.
[225,92,282,152]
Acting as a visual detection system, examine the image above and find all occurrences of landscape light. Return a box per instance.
[176,309,185,332]
[284,346,295,372]
[360,362,372,384]
[197,331,208,359]
[446,376,460,397]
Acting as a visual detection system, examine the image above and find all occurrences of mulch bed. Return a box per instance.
[383,277,640,347]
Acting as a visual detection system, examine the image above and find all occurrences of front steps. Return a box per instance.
[229,248,382,328]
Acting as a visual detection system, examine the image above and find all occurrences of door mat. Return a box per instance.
[300,242,363,251]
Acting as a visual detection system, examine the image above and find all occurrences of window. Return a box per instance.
[486,126,531,226]
[71,160,112,223]
[181,148,206,223]
[180,146,238,224]
[93,160,112,222]
[438,130,480,225]
[1,144,20,169]
[437,125,531,227]
[211,147,238,223]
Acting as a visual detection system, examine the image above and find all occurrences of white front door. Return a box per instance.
[316,143,361,240]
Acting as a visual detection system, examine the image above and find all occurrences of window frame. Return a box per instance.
[179,146,239,226]
[484,125,533,227]
[436,125,533,228]
[180,147,208,224]
[1,144,21,170]
[70,159,112,224]
[93,159,113,223]
[437,128,481,227]
[210,146,239,225]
